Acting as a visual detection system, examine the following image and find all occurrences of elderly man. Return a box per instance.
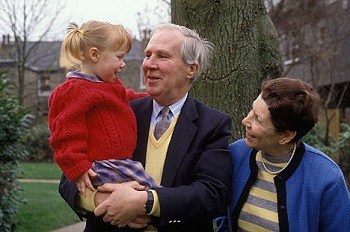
[59,23,232,232]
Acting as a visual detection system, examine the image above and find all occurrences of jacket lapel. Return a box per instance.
[133,97,153,166]
[161,96,198,187]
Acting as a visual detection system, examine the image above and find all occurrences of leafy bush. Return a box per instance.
[338,123,350,185]
[23,124,54,162]
[303,122,350,187]
[302,124,338,157]
[0,72,28,231]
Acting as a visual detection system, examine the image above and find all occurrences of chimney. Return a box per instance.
[2,34,10,46]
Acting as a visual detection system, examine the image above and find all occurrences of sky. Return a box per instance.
[60,0,170,40]
[0,0,170,41]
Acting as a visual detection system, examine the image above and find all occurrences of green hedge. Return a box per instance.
[0,72,28,231]
[303,123,350,187]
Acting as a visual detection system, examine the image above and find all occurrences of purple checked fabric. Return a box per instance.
[91,159,158,190]
[154,107,171,140]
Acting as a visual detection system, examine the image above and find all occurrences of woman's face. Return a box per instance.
[242,94,282,153]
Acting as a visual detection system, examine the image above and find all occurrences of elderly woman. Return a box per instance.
[216,78,350,231]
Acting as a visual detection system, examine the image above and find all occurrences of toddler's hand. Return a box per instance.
[75,169,97,197]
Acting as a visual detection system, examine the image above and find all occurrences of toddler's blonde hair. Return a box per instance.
[60,20,133,69]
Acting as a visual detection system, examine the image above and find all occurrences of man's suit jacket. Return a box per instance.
[59,95,232,232]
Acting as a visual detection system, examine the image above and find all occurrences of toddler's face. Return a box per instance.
[94,48,127,83]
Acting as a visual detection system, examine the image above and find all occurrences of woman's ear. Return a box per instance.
[279,131,297,145]
[186,63,199,79]
[88,47,99,62]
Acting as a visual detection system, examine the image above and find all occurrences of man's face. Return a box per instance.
[142,29,193,106]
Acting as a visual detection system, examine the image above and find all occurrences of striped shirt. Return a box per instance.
[238,151,292,232]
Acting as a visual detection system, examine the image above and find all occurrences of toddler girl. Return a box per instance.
[49,21,156,197]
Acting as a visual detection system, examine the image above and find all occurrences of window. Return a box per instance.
[326,0,338,5]
[38,74,51,97]
[280,33,300,66]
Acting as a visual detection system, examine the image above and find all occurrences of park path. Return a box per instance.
[18,178,86,232]
[18,178,60,183]
[51,221,86,232]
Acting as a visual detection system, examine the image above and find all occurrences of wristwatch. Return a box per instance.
[145,191,154,214]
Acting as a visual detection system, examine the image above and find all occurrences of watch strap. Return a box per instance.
[145,190,154,214]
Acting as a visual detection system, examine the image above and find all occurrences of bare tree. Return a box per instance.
[269,0,350,144]
[136,0,171,40]
[0,0,66,106]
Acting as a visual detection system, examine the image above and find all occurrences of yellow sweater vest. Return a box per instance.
[145,115,179,184]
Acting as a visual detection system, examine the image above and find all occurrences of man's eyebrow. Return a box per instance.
[157,49,171,54]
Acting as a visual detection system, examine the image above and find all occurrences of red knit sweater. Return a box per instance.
[48,77,147,182]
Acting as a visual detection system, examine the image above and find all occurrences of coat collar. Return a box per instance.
[133,97,153,165]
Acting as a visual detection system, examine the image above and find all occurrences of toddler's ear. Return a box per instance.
[89,47,99,62]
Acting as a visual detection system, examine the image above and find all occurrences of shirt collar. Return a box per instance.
[66,71,104,83]
[152,93,188,119]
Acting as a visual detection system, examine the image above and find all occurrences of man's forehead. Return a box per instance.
[146,31,184,51]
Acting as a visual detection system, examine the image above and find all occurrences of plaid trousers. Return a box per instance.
[91,159,158,190]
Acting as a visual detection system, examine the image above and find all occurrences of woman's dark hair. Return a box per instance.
[261,77,321,142]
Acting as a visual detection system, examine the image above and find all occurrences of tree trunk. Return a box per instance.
[171,0,282,139]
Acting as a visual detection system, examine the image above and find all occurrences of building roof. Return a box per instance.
[0,37,144,72]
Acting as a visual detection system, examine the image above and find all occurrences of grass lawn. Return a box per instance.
[14,182,80,232]
[17,162,62,179]
[14,162,80,231]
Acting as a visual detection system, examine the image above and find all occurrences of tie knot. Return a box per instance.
[160,107,170,118]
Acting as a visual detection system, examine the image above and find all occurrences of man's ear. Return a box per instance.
[279,131,297,145]
[186,63,199,79]
[88,47,99,62]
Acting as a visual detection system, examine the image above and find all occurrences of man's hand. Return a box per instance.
[94,191,110,207]
[128,215,151,228]
[94,183,148,227]
[94,181,145,207]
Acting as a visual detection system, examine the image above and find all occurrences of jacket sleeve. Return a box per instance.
[59,174,85,219]
[48,83,92,182]
[319,171,350,231]
[154,114,232,227]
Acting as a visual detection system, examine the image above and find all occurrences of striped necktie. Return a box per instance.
[154,107,171,140]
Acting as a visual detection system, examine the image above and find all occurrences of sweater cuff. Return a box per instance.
[149,190,160,217]
[64,160,92,182]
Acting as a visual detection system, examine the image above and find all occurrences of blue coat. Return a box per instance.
[59,95,232,232]
[216,139,350,232]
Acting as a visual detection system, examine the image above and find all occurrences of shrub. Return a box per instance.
[0,72,28,231]
[338,123,350,186]
[302,124,338,157]
[303,122,350,187]
[23,124,54,162]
